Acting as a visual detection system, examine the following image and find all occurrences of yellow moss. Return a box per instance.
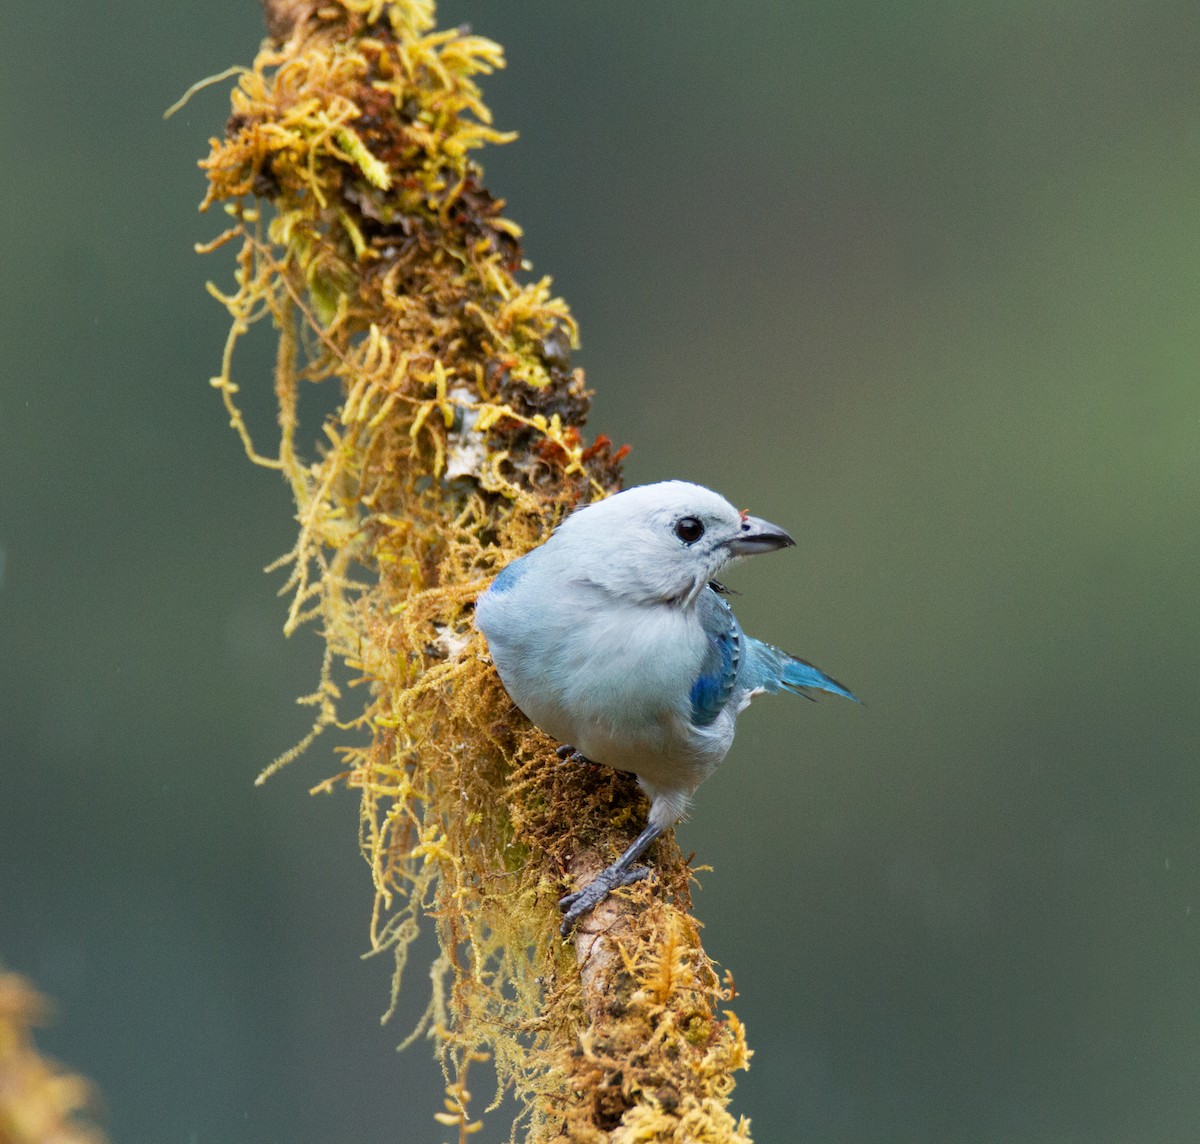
[196,2,752,1140]
[0,972,106,1144]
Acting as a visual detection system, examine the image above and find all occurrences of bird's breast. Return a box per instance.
[479,582,710,770]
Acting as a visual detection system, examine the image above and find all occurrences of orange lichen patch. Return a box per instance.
[0,972,106,1144]
[195,1,751,1139]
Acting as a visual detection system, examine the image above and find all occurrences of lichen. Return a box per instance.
[195,3,752,1138]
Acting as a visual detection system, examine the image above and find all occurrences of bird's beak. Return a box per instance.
[725,514,796,556]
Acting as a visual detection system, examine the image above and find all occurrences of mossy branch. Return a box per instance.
[196,2,751,1139]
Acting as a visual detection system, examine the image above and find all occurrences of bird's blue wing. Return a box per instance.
[689,588,742,726]
[740,636,859,702]
[488,553,533,595]
[690,586,857,723]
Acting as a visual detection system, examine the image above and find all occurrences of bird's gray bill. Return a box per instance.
[726,514,796,555]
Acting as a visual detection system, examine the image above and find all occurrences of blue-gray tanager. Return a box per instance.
[474,480,856,933]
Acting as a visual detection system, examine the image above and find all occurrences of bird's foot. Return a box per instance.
[558,864,651,935]
[554,744,592,765]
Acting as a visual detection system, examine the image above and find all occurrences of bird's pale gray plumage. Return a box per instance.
[474,480,855,932]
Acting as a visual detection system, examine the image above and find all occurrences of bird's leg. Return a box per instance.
[559,820,665,935]
[555,744,592,765]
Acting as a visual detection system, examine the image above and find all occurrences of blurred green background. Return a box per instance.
[2,3,1198,1141]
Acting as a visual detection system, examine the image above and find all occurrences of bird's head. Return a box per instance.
[553,480,795,606]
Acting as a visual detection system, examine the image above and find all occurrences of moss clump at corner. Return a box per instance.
[0,971,106,1144]
[194,1,752,1139]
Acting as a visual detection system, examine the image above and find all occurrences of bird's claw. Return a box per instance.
[554,744,590,765]
[558,865,651,935]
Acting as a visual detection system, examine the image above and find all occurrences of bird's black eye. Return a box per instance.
[674,516,705,544]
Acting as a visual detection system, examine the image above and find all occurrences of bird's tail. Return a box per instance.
[744,636,860,702]
[779,655,859,702]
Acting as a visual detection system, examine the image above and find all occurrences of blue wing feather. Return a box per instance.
[690,585,858,723]
[488,554,532,595]
[689,589,742,725]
